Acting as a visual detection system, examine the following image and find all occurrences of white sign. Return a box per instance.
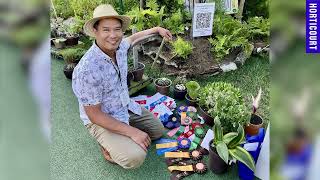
[192,3,215,37]
[224,0,238,14]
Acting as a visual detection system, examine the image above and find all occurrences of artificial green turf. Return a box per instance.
[51,55,269,180]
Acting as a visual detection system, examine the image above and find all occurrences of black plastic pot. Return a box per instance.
[63,63,76,79]
[65,36,79,46]
[199,106,215,127]
[127,72,134,87]
[185,94,198,107]
[173,87,187,100]
[244,114,263,136]
[208,140,228,174]
[132,62,145,82]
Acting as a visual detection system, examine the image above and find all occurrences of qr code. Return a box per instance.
[195,13,211,29]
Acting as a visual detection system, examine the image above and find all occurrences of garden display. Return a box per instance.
[50,0,270,179]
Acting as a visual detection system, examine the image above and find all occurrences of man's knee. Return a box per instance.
[150,123,164,140]
[118,149,146,169]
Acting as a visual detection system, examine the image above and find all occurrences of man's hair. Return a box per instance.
[93,18,123,30]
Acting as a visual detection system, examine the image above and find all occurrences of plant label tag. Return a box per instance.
[200,129,214,150]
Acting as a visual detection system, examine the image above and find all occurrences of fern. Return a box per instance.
[163,9,184,35]
[247,16,270,41]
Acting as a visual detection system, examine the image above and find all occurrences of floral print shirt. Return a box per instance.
[72,39,142,125]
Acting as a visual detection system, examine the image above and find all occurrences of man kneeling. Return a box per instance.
[72,4,172,169]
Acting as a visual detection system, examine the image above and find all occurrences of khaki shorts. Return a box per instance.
[86,107,164,169]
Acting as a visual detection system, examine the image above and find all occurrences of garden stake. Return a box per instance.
[151,38,165,69]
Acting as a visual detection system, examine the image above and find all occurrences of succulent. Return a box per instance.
[156,78,171,86]
[175,84,186,91]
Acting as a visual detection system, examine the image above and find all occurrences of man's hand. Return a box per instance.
[157,27,173,41]
[129,128,151,152]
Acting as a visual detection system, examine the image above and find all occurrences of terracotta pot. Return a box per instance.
[173,87,187,100]
[199,106,214,126]
[154,78,172,96]
[65,36,79,46]
[185,94,198,107]
[208,140,228,174]
[132,62,145,82]
[245,114,263,136]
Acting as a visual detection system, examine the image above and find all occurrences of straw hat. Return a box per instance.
[83,4,131,37]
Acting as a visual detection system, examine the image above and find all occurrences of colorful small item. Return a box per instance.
[165,121,175,129]
[182,116,192,125]
[189,150,203,161]
[177,105,188,115]
[175,126,185,137]
[193,136,201,145]
[167,127,180,137]
[178,138,191,149]
[193,162,207,174]
[189,141,198,150]
[168,165,194,172]
[195,127,205,138]
[197,115,205,124]
[177,134,186,141]
[156,142,178,149]
[186,111,197,120]
[165,151,190,158]
[187,106,197,112]
[184,130,194,138]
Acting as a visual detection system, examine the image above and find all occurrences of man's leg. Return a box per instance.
[129,107,164,140]
[86,123,146,169]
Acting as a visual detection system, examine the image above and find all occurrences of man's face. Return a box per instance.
[93,18,123,53]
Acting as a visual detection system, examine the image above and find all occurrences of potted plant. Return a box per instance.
[209,117,255,174]
[173,76,187,100]
[52,38,66,49]
[198,82,250,132]
[185,81,200,106]
[245,88,264,136]
[60,48,85,79]
[64,24,80,46]
[154,77,172,95]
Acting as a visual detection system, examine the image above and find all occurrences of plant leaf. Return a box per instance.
[227,123,245,148]
[216,141,229,164]
[229,146,256,172]
[223,132,238,144]
[214,117,223,142]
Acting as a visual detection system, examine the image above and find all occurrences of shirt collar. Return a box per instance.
[91,41,122,61]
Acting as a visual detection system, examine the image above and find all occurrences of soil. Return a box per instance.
[250,114,263,125]
[138,35,243,77]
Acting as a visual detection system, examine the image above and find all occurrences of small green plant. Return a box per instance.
[247,16,270,42]
[126,0,165,31]
[163,9,185,35]
[173,76,187,86]
[209,14,252,60]
[156,77,171,86]
[60,48,86,64]
[211,117,256,172]
[198,82,250,133]
[185,81,200,100]
[171,37,193,59]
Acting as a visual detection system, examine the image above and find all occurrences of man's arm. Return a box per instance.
[84,104,151,151]
[126,27,173,45]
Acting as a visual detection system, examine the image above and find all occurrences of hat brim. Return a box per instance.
[83,15,131,37]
